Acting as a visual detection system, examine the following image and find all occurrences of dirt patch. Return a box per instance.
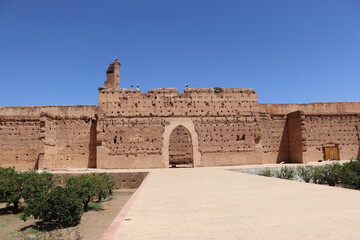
[0,189,136,240]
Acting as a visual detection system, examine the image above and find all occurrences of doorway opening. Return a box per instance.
[322,143,340,160]
[169,125,194,168]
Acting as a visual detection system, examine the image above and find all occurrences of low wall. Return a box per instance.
[53,172,149,189]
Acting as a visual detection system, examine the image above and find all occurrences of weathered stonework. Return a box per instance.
[0,116,42,169]
[259,113,289,164]
[0,60,359,170]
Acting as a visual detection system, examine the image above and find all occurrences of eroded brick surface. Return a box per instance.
[0,116,42,169]
[260,113,289,164]
[303,114,360,162]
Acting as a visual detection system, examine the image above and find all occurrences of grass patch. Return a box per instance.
[88,202,103,211]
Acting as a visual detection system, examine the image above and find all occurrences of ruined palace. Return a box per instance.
[0,60,359,170]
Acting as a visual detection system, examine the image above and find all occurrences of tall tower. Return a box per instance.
[104,59,121,88]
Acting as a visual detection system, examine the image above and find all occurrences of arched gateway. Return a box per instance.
[169,125,194,167]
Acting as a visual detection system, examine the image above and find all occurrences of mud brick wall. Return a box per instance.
[2,67,359,170]
[111,171,148,189]
[259,102,360,115]
[1,59,360,170]
[0,105,96,117]
[0,116,42,169]
[99,118,164,156]
[96,117,166,169]
[288,111,306,163]
[98,88,258,118]
[302,114,360,161]
[0,105,97,170]
[97,87,262,168]
[42,114,97,169]
[194,117,260,153]
[259,114,289,164]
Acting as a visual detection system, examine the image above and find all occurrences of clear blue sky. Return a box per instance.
[0,0,359,106]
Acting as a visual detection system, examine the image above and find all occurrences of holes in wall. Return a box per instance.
[236,134,245,141]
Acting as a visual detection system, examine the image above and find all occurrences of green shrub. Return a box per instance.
[22,186,83,227]
[340,160,360,190]
[92,173,115,202]
[22,171,56,203]
[0,167,56,212]
[0,168,21,210]
[66,174,96,211]
[311,166,326,184]
[296,166,314,183]
[322,162,342,186]
[258,168,274,177]
[0,167,22,210]
[102,173,116,195]
[305,163,343,186]
[276,166,296,180]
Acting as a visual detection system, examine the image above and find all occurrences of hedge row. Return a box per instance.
[0,167,115,227]
[259,158,360,190]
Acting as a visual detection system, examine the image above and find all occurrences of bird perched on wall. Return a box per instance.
[114,58,118,61]
[185,84,189,88]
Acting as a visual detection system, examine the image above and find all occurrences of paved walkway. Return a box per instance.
[101,166,360,240]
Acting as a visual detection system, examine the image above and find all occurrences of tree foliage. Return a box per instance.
[0,167,117,229]
[0,167,56,211]
[22,186,83,227]
[66,174,96,211]
[66,173,116,210]
[93,173,115,202]
[22,170,56,202]
[0,167,22,210]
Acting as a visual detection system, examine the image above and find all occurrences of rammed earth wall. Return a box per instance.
[96,87,262,168]
[0,60,359,170]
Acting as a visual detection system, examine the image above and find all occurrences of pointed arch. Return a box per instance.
[162,118,201,167]
[169,125,193,167]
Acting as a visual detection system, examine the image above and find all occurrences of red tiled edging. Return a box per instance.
[100,172,151,240]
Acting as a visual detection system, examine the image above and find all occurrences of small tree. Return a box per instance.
[102,173,116,195]
[22,170,56,203]
[66,174,96,211]
[0,167,26,211]
[93,173,116,202]
[22,186,83,227]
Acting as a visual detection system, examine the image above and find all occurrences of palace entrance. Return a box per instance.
[169,125,194,167]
